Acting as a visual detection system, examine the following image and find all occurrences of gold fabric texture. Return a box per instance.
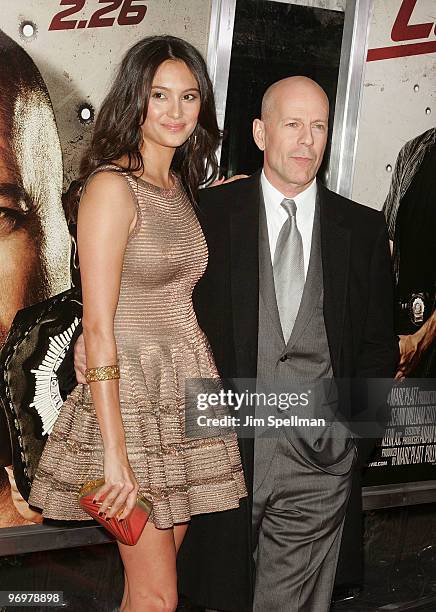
[29,167,247,529]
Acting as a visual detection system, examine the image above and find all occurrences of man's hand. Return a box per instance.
[74,333,87,384]
[395,333,421,379]
[4,466,43,524]
[395,311,436,379]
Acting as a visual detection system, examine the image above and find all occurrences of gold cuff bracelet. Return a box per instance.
[85,365,120,383]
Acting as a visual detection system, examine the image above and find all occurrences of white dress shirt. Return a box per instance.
[260,170,317,278]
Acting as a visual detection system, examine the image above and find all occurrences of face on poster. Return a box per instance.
[0,0,211,529]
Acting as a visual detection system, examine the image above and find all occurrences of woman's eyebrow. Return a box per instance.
[151,85,200,92]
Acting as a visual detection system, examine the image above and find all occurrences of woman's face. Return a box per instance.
[141,59,201,151]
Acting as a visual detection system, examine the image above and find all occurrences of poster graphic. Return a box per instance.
[364,124,436,485]
[354,0,436,485]
[0,0,211,530]
[366,380,436,484]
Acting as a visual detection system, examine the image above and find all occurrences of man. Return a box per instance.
[0,29,71,527]
[177,76,398,611]
[76,76,397,610]
[384,128,436,380]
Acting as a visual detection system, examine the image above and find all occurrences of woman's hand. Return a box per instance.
[94,448,139,520]
[210,174,248,187]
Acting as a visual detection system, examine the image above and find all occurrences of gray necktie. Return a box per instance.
[273,198,305,342]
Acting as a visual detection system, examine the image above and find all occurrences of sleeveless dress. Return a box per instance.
[28,166,247,529]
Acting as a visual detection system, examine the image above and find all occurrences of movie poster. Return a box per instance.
[352,0,436,486]
[0,0,212,531]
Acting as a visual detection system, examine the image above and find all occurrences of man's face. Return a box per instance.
[253,79,329,196]
[0,91,71,346]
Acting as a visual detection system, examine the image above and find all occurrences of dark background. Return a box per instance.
[220,0,345,179]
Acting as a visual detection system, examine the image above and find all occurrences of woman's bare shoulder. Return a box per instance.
[80,168,135,213]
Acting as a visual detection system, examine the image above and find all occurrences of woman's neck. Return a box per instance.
[137,140,175,189]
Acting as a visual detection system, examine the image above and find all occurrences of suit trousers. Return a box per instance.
[252,429,354,612]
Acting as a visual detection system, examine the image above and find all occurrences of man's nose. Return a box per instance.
[298,125,314,146]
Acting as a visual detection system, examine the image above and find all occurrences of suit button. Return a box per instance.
[279,355,288,362]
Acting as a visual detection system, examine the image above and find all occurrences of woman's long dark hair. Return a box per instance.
[75,35,221,207]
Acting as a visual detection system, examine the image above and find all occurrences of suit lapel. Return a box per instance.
[318,182,350,376]
[230,172,261,379]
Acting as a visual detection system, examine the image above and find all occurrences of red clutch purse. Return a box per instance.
[78,478,152,546]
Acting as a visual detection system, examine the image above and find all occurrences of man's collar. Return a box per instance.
[260,169,317,216]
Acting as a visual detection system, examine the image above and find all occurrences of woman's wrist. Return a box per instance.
[85,364,120,383]
[104,442,128,458]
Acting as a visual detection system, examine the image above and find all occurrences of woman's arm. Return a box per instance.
[78,171,138,519]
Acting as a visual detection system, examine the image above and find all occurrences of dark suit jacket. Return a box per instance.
[177,171,399,611]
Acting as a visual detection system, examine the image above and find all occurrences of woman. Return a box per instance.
[29,35,246,612]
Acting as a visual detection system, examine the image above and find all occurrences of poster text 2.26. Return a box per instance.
[49,0,147,30]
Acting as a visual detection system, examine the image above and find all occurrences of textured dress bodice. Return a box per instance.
[115,174,207,342]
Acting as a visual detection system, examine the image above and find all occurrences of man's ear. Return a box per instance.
[252,118,265,151]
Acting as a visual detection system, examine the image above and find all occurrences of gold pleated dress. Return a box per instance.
[29,166,247,529]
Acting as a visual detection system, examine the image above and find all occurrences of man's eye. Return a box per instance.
[313,124,326,130]
[285,122,298,128]
[0,208,24,235]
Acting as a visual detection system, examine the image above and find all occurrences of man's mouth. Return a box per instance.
[291,156,313,164]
